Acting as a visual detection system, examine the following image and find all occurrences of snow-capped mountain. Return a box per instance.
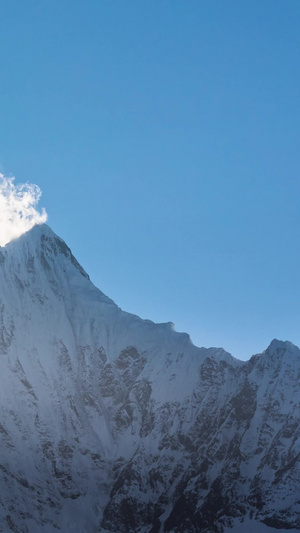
[0,224,299,532]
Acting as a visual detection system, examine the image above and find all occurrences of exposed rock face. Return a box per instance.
[0,225,299,532]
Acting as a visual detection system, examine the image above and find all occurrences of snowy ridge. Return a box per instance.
[0,225,299,532]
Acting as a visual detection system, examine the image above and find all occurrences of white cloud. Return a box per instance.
[0,174,48,246]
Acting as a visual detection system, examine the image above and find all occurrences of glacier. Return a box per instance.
[0,224,299,532]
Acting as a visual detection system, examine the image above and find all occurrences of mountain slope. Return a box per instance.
[0,225,299,532]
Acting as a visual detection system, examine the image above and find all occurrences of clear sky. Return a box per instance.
[0,1,299,360]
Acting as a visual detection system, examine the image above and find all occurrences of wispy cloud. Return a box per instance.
[0,174,47,246]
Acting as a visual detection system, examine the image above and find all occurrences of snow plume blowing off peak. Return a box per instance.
[0,174,47,246]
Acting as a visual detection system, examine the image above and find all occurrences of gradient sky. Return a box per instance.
[0,1,299,360]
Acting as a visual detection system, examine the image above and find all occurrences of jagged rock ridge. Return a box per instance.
[0,224,299,532]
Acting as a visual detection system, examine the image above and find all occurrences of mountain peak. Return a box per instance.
[0,223,299,531]
[266,338,299,356]
[2,222,57,251]
[3,222,90,280]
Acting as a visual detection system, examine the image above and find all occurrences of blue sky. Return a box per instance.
[1,1,299,360]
